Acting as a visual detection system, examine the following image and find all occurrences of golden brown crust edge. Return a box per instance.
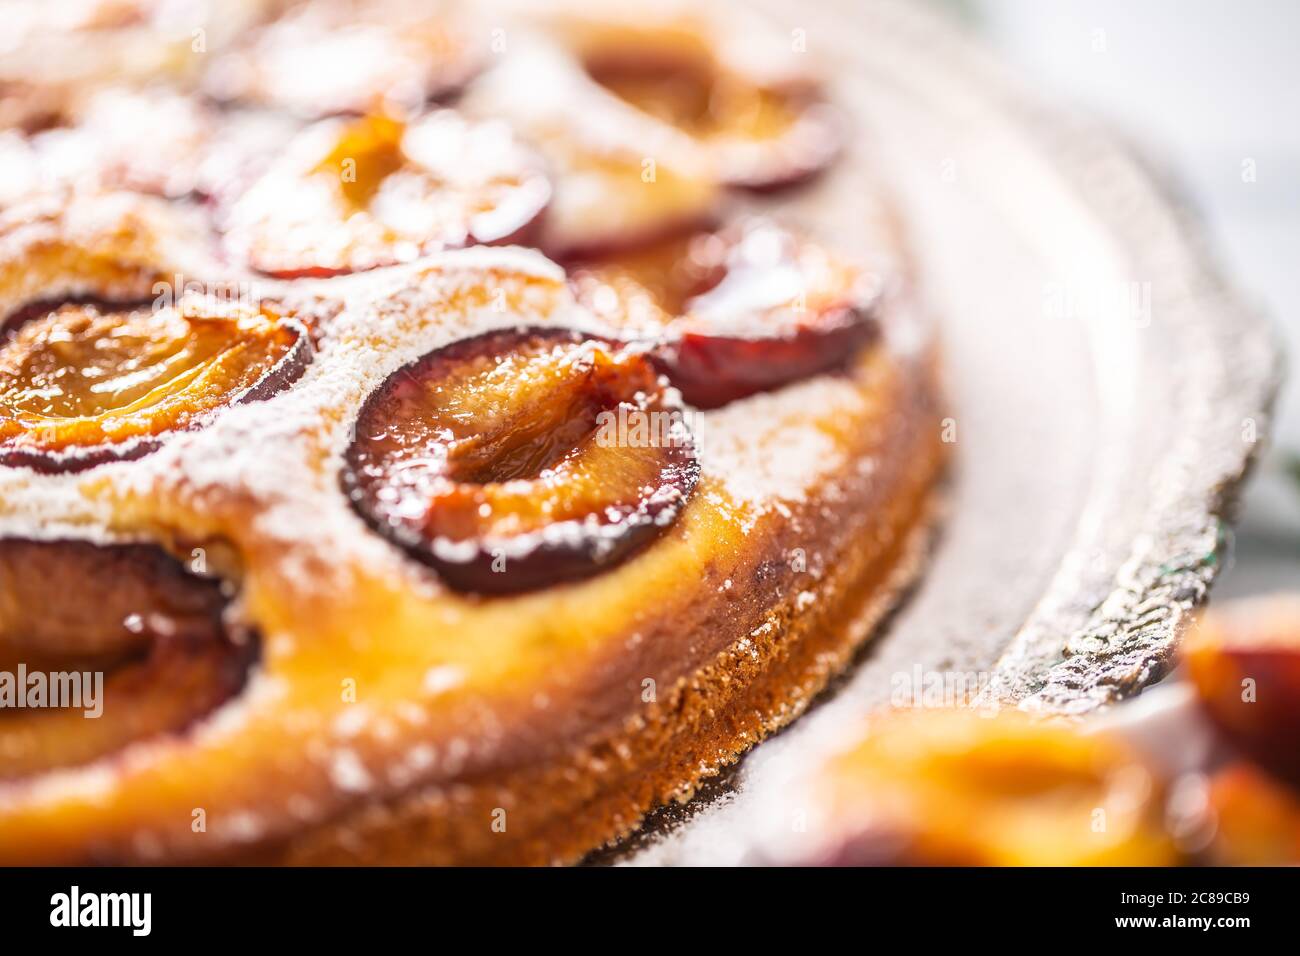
[261,350,945,866]
[0,245,937,866]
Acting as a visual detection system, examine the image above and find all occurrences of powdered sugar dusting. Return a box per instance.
[0,0,932,861]
[695,375,870,507]
[329,749,373,794]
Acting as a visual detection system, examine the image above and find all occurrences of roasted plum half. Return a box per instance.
[804,708,1177,866]
[1184,594,1300,788]
[1204,761,1300,865]
[221,112,551,278]
[0,538,255,781]
[570,218,881,408]
[578,24,842,190]
[343,328,698,594]
[461,43,720,262]
[0,298,310,472]
[202,0,485,118]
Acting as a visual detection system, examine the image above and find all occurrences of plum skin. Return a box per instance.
[0,300,312,474]
[661,303,878,409]
[0,537,258,779]
[568,219,883,410]
[342,327,699,595]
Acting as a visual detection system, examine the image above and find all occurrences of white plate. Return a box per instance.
[610,0,1280,865]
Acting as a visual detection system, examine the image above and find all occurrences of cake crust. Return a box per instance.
[0,237,943,862]
[0,0,946,866]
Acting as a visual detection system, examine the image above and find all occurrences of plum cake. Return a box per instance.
[0,0,944,864]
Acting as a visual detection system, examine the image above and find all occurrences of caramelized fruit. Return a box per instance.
[535,130,716,262]
[0,190,198,310]
[808,708,1176,866]
[582,37,841,189]
[1204,761,1300,865]
[343,328,698,594]
[0,538,255,780]
[1184,594,1300,787]
[571,218,880,408]
[221,112,551,278]
[0,299,309,472]
[461,44,720,261]
[0,537,221,668]
[203,0,484,118]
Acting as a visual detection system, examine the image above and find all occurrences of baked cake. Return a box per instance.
[0,0,944,864]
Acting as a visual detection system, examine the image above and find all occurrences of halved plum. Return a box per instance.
[1205,761,1300,865]
[220,111,551,278]
[0,298,310,472]
[0,537,256,781]
[803,708,1177,866]
[570,218,881,408]
[1184,595,1300,787]
[577,23,842,190]
[0,537,223,669]
[460,43,720,262]
[202,0,485,118]
[342,328,698,594]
